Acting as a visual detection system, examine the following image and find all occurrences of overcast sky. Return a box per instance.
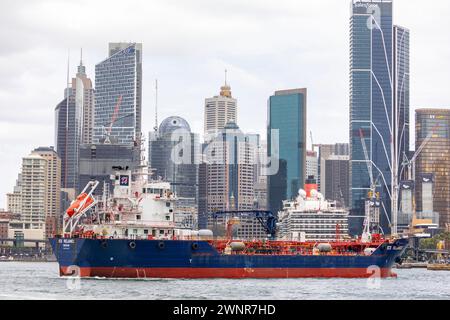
[1,0,450,208]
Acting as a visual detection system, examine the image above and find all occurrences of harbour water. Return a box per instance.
[0,262,449,300]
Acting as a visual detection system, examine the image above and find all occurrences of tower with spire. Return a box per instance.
[204,70,237,139]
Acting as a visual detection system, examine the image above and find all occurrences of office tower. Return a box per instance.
[198,121,255,227]
[93,43,142,145]
[306,151,318,179]
[323,155,350,207]
[317,143,349,192]
[31,147,61,236]
[204,79,237,138]
[55,55,92,191]
[394,26,410,179]
[350,1,409,234]
[267,88,307,215]
[78,143,140,197]
[415,109,450,229]
[20,153,47,229]
[72,52,95,144]
[55,93,80,190]
[148,116,199,202]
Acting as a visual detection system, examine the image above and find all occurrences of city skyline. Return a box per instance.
[1,0,450,208]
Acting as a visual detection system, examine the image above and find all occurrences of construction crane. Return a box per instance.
[401,125,438,181]
[358,128,383,239]
[101,95,133,144]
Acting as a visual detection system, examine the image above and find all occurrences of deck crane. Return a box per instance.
[212,211,278,240]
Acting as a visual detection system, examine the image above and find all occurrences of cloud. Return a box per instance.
[1,0,450,207]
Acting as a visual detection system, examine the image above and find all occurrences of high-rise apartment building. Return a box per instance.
[349,0,409,234]
[20,153,47,229]
[204,81,237,138]
[31,147,61,236]
[7,174,22,217]
[415,109,450,229]
[93,43,142,145]
[267,88,307,215]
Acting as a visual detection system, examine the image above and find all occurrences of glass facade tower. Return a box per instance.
[267,88,307,215]
[350,1,394,234]
[93,43,142,145]
[415,109,450,229]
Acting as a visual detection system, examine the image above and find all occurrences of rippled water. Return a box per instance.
[0,262,449,300]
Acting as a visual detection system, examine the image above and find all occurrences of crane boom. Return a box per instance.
[108,95,123,135]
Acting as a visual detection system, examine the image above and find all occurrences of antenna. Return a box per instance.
[154,79,158,132]
[224,69,227,86]
[80,48,83,65]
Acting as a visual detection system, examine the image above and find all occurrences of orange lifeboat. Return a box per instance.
[66,193,94,218]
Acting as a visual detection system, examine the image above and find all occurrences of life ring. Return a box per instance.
[158,241,165,249]
[191,242,199,250]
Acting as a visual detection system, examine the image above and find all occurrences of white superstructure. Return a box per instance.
[278,188,349,242]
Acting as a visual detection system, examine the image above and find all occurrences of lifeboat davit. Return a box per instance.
[66,193,94,218]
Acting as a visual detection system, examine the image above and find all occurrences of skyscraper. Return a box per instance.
[204,79,237,138]
[31,147,61,236]
[198,121,255,227]
[20,153,47,229]
[349,0,409,234]
[55,93,80,190]
[267,88,307,215]
[149,116,199,202]
[415,109,450,229]
[394,25,410,179]
[93,43,142,145]
[72,51,95,145]
[317,143,349,193]
[323,155,350,207]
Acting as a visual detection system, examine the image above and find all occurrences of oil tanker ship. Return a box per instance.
[50,167,407,279]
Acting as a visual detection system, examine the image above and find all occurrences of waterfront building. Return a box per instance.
[267,88,307,215]
[20,153,47,230]
[415,109,450,229]
[204,80,237,138]
[31,147,61,237]
[93,43,142,145]
[6,175,22,217]
[349,0,409,234]
[148,116,199,202]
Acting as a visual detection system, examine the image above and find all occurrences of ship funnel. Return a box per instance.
[304,176,318,198]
